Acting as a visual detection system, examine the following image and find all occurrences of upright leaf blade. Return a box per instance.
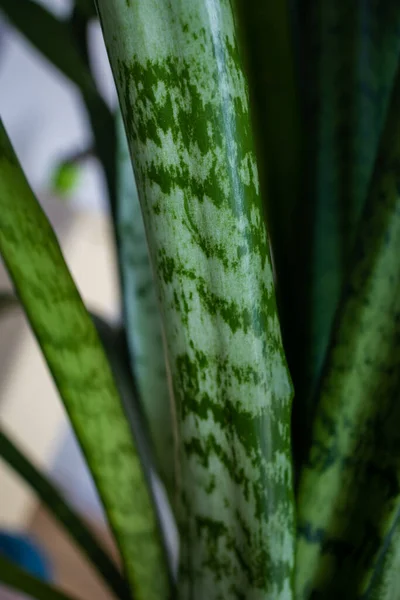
[0,119,170,600]
[296,66,400,599]
[0,0,116,213]
[366,513,400,600]
[0,426,130,600]
[293,1,400,429]
[97,2,295,598]
[116,114,174,499]
[233,0,302,317]
[0,0,92,91]
[0,556,78,600]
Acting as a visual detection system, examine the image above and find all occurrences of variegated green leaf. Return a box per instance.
[0,119,170,600]
[233,0,302,348]
[293,1,400,429]
[366,514,400,600]
[116,113,174,499]
[96,2,295,598]
[296,67,400,599]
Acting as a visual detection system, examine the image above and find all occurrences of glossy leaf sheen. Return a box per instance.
[296,68,400,598]
[0,120,169,600]
[116,114,174,497]
[97,2,295,598]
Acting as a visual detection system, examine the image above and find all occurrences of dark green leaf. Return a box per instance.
[0,0,93,91]
[0,426,130,600]
[365,512,400,600]
[0,555,78,600]
[296,64,400,598]
[291,3,400,462]
[0,0,116,216]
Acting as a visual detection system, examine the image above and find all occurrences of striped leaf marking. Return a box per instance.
[0,120,169,600]
[97,1,295,598]
[116,113,174,498]
[295,69,400,599]
[232,0,303,377]
[293,1,400,417]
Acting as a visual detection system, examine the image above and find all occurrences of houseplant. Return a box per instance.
[0,1,400,599]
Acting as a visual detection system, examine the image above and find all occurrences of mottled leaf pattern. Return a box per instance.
[293,1,400,420]
[233,0,302,357]
[0,120,169,600]
[296,67,400,599]
[116,114,174,498]
[97,1,295,598]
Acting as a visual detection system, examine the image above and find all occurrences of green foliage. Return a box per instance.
[97,2,295,598]
[296,65,400,598]
[1,1,400,599]
[0,120,170,600]
[0,0,116,212]
[51,161,81,196]
[0,426,130,600]
[116,115,174,499]
[0,555,79,600]
[293,1,400,413]
[367,516,400,599]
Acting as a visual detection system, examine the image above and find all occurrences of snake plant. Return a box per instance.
[0,1,400,600]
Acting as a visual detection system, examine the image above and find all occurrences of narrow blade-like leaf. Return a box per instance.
[365,512,400,600]
[0,426,130,600]
[293,1,400,433]
[233,0,302,338]
[296,66,400,598]
[0,119,170,600]
[97,2,295,598]
[116,113,174,499]
[0,0,93,91]
[0,0,116,213]
[0,555,79,600]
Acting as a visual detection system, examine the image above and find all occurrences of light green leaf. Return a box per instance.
[296,66,400,598]
[0,426,130,600]
[0,119,170,600]
[0,555,78,600]
[51,161,81,196]
[97,2,295,598]
[116,113,174,500]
